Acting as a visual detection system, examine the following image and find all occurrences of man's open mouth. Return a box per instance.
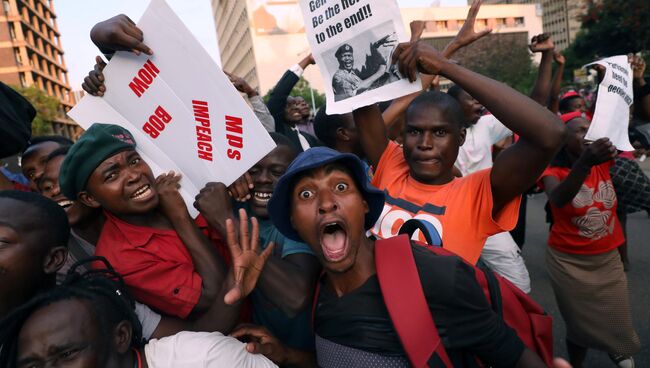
[57,199,74,210]
[130,184,153,201]
[320,221,349,262]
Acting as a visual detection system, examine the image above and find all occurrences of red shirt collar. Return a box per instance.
[102,210,178,247]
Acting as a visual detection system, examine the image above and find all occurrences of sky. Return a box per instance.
[56,0,467,90]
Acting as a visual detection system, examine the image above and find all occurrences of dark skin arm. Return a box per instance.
[542,138,617,207]
[528,34,555,105]
[392,41,567,216]
[256,253,321,317]
[195,180,321,317]
[382,0,492,127]
[548,52,566,113]
[156,172,226,315]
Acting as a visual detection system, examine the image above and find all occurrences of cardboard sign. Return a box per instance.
[69,0,276,216]
[583,55,635,151]
[299,0,421,114]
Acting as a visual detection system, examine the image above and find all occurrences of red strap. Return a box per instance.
[375,235,453,368]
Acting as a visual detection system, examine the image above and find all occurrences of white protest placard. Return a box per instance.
[69,0,276,216]
[583,55,635,151]
[299,0,421,114]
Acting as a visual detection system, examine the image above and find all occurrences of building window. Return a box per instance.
[9,24,16,39]
[514,17,525,27]
[19,73,27,87]
[3,1,9,13]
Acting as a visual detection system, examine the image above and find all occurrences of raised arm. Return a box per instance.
[631,54,650,121]
[268,54,315,120]
[393,41,566,215]
[528,34,555,105]
[382,0,492,127]
[543,138,617,207]
[548,52,566,113]
[156,173,226,315]
[354,104,390,169]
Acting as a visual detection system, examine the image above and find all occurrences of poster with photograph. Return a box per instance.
[299,0,421,114]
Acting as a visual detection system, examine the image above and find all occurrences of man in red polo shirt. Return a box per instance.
[59,124,260,321]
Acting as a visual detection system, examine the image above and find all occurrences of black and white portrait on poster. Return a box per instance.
[324,22,401,101]
[299,0,420,114]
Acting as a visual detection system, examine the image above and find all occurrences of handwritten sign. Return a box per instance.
[583,55,635,151]
[69,0,276,216]
[299,0,420,114]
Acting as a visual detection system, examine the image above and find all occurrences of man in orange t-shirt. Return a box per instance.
[355,41,566,264]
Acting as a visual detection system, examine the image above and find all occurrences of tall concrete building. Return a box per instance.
[471,0,589,51]
[0,0,77,136]
[211,0,260,92]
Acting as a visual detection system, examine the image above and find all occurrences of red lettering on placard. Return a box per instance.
[129,60,160,98]
[225,115,243,160]
[142,105,172,139]
[193,100,213,162]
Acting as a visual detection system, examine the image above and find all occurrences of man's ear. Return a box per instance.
[113,320,133,354]
[43,246,67,275]
[458,127,467,146]
[78,191,101,209]
[336,127,350,142]
[363,199,369,214]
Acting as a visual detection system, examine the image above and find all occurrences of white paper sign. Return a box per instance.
[299,0,421,114]
[583,55,634,151]
[69,0,276,216]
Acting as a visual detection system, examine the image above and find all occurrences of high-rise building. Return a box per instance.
[0,0,78,137]
[211,0,260,92]
[469,0,589,51]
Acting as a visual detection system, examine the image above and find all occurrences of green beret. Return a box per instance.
[335,44,353,59]
[60,123,137,199]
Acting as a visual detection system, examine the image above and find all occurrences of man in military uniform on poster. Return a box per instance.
[332,34,398,101]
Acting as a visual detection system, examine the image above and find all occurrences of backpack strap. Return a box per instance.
[398,219,443,247]
[376,234,453,368]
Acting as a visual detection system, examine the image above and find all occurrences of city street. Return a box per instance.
[524,162,650,367]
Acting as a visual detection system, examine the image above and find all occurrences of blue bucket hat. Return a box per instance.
[268,147,385,242]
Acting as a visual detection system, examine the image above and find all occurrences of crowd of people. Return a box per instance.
[0,1,648,367]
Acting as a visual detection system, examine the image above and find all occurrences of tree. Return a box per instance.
[425,32,538,95]
[263,76,326,111]
[564,0,650,80]
[12,85,59,135]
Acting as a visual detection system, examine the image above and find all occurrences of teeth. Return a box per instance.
[131,185,151,199]
[57,200,73,208]
[254,192,272,200]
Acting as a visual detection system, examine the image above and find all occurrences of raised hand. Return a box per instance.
[228,172,254,202]
[579,138,617,167]
[82,56,107,96]
[90,14,153,55]
[553,51,566,65]
[449,0,492,51]
[224,209,274,305]
[393,41,446,82]
[628,53,646,80]
[529,33,555,53]
[155,171,187,220]
[225,71,257,97]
